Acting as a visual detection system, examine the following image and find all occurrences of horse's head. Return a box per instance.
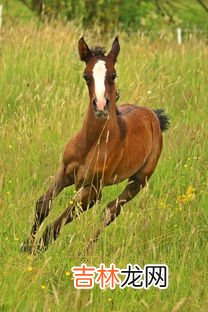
[78,37,120,118]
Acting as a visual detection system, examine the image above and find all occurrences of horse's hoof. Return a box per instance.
[23,237,48,255]
[34,246,47,255]
[34,239,48,254]
[20,238,33,253]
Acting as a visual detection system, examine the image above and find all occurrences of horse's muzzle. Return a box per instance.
[93,98,109,118]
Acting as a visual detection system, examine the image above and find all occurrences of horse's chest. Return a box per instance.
[75,147,119,187]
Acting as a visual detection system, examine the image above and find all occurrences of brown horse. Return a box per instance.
[21,37,169,253]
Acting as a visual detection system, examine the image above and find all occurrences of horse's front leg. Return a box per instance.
[87,172,149,253]
[34,184,101,253]
[21,164,73,252]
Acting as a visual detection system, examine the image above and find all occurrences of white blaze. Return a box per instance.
[92,60,106,111]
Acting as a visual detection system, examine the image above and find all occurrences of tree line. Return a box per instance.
[18,0,208,32]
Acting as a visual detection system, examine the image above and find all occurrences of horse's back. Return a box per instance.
[117,104,161,135]
[118,104,157,121]
[114,104,163,181]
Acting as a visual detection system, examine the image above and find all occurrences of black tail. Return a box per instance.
[154,109,170,132]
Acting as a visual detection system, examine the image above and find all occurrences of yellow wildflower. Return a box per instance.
[65,271,70,276]
[27,266,33,272]
[187,186,195,194]
[158,200,166,209]
[41,285,46,289]
[177,186,195,204]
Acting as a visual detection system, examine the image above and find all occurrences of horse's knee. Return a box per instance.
[75,186,100,211]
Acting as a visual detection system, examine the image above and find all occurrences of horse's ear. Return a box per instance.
[78,37,92,62]
[108,36,120,62]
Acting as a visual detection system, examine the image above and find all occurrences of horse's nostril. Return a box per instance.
[93,99,97,108]
[93,98,109,115]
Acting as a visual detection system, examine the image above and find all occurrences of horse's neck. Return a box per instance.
[82,103,119,145]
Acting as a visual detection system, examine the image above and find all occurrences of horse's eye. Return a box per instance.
[83,73,90,82]
[110,73,117,82]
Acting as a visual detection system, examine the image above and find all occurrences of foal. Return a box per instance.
[21,37,169,253]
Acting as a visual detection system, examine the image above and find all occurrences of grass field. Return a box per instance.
[0,23,207,311]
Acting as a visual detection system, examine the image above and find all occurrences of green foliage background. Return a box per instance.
[2,0,208,32]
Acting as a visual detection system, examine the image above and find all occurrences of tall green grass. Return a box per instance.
[0,23,207,311]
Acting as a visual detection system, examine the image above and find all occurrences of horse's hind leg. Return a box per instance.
[87,164,155,253]
[34,184,101,253]
[21,164,72,252]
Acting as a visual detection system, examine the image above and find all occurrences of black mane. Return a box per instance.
[91,46,106,57]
